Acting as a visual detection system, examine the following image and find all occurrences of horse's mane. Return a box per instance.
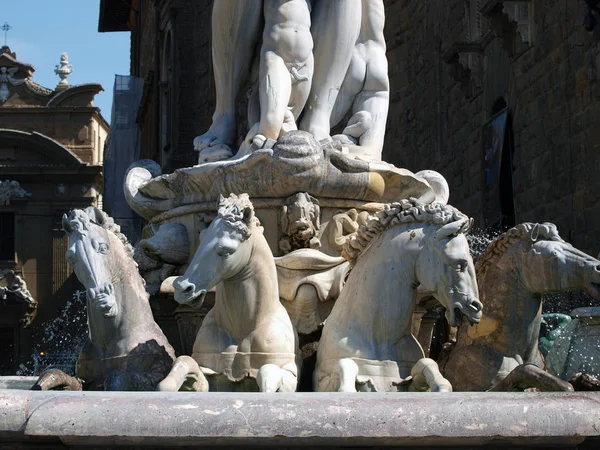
[66,207,134,258]
[343,198,469,264]
[217,193,261,238]
[475,222,562,278]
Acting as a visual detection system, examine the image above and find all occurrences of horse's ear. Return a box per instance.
[217,194,226,207]
[530,223,540,242]
[92,207,105,226]
[62,213,72,234]
[434,218,468,241]
[243,206,255,225]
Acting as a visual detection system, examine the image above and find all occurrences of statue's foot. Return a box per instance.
[280,109,298,135]
[252,134,276,150]
[232,126,276,161]
[332,133,358,146]
[193,114,236,151]
[197,144,234,164]
[342,110,372,139]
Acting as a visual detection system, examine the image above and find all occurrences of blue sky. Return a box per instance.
[2,0,130,124]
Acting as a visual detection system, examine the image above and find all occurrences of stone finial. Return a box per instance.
[54,52,73,89]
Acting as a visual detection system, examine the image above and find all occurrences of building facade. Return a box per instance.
[98,0,599,257]
[0,46,108,374]
[383,0,600,256]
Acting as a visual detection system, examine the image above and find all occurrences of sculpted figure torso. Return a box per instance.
[193,0,389,163]
[245,0,313,153]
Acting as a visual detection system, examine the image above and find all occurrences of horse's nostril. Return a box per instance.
[469,299,483,313]
[181,282,196,296]
[595,265,600,272]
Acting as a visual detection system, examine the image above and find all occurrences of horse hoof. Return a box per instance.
[157,377,181,392]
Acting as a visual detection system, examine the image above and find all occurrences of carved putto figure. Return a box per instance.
[440,222,598,392]
[193,0,389,163]
[34,207,175,391]
[159,194,299,392]
[315,199,483,392]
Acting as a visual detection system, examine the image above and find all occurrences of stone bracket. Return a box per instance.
[481,0,532,58]
[441,32,493,97]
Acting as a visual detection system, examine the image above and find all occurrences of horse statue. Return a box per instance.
[315,199,483,392]
[159,194,299,392]
[33,207,175,391]
[440,222,600,391]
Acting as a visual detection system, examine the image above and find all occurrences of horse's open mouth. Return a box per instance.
[454,308,465,327]
[87,283,118,318]
[187,289,207,309]
[453,306,481,327]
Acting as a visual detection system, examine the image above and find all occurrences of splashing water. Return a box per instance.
[467,228,598,314]
[17,290,88,376]
[466,228,502,262]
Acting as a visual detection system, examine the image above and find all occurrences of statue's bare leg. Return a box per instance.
[332,0,389,161]
[257,51,294,143]
[157,356,209,392]
[347,57,389,160]
[245,0,313,154]
[409,358,453,392]
[299,0,361,141]
[193,0,263,162]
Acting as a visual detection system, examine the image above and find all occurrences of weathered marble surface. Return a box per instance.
[125,132,438,221]
[159,195,299,392]
[2,390,599,448]
[275,248,349,334]
[35,208,175,391]
[315,200,482,392]
[441,223,598,392]
[278,193,321,254]
[194,0,389,163]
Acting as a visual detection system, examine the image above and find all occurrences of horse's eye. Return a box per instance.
[98,243,109,254]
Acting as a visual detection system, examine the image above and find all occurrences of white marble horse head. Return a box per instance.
[173,193,261,307]
[417,215,482,327]
[63,207,134,319]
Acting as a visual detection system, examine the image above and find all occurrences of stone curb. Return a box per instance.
[1,390,599,447]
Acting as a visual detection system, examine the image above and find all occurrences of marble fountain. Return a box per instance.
[1,1,600,447]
